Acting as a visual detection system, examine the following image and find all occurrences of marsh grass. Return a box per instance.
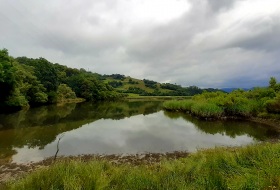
[163,100,194,111]
[7,143,280,190]
[163,100,224,118]
[191,102,224,118]
[163,98,263,119]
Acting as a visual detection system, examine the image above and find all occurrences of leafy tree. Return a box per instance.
[105,74,125,80]
[143,79,157,89]
[269,77,277,89]
[15,63,48,105]
[57,84,76,102]
[16,57,59,92]
[0,49,17,105]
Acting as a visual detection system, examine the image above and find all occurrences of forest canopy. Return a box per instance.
[0,49,125,111]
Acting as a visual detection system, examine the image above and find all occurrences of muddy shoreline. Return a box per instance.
[0,151,189,185]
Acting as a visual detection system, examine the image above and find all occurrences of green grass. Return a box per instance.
[7,143,280,190]
[191,101,224,118]
[163,100,223,118]
[163,100,195,111]
[163,98,262,119]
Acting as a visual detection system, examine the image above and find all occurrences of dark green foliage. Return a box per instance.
[0,50,48,109]
[161,83,181,90]
[0,49,125,111]
[66,73,121,101]
[0,49,17,105]
[269,77,277,89]
[143,79,157,89]
[16,57,59,92]
[187,86,203,95]
[108,81,123,88]
[104,74,125,80]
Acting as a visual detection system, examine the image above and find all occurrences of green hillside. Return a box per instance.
[100,74,220,97]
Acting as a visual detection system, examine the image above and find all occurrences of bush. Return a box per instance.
[265,99,280,113]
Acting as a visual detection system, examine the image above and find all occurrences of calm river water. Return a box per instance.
[0,101,279,164]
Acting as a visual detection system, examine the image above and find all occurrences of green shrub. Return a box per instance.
[265,99,280,113]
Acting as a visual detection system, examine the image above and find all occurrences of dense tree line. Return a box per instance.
[108,81,123,88]
[143,79,157,89]
[122,85,220,96]
[104,74,125,80]
[0,49,125,111]
[160,83,181,91]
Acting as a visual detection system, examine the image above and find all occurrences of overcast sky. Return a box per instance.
[1,0,280,88]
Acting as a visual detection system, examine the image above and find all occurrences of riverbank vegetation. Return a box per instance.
[7,142,280,189]
[163,77,280,120]
[0,49,125,112]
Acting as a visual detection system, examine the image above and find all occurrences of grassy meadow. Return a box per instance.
[7,142,280,190]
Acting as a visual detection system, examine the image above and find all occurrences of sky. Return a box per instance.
[1,0,280,88]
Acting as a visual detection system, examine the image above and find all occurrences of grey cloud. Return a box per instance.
[227,14,280,52]
[0,0,280,88]
[205,0,237,11]
[37,30,124,56]
[126,1,219,63]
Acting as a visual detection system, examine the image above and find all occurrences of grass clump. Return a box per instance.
[191,101,223,118]
[163,99,224,119]
[7,143,280,190]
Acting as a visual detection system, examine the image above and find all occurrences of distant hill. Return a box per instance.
[220,88,251,93]
[99,74,222,97]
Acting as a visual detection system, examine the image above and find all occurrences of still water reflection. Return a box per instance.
[0,101,278,164]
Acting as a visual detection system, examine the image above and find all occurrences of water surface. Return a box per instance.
[0,101,278,164]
